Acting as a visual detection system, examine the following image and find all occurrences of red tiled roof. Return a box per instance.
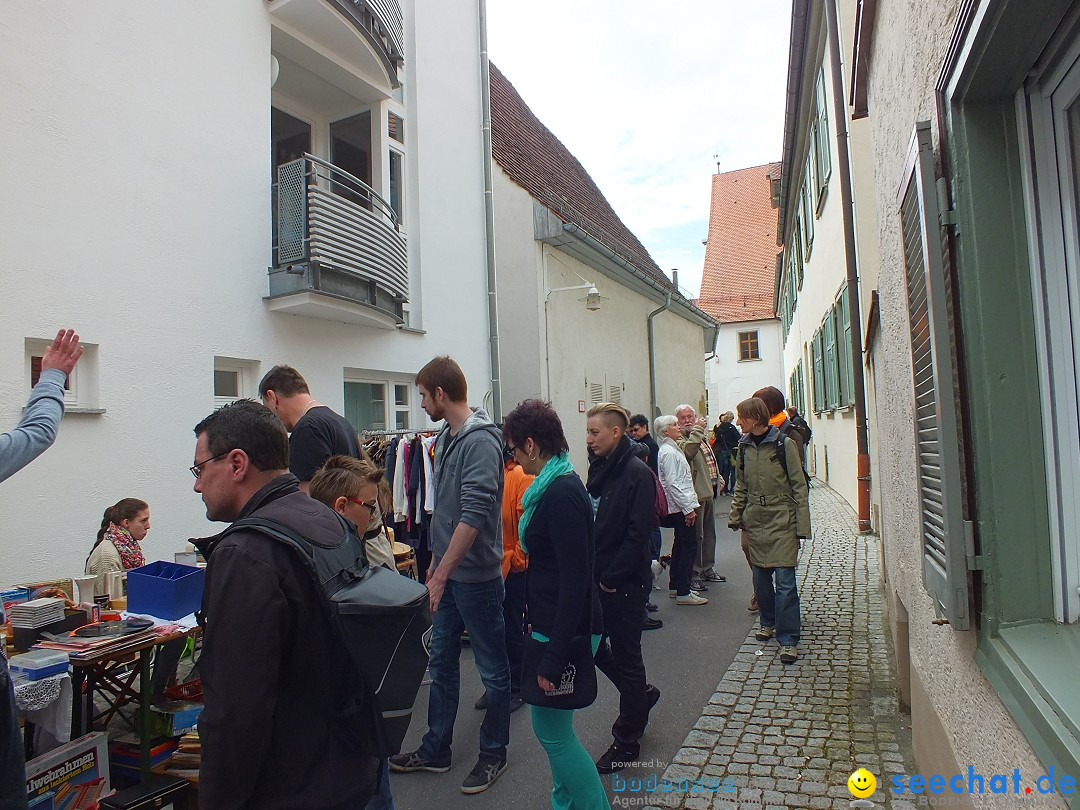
[489,63,674,291]
[697,162,781,323]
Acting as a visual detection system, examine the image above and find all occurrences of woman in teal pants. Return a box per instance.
[503,399,608,810]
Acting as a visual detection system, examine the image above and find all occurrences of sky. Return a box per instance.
[485,1,792,299]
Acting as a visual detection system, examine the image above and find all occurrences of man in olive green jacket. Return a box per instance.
[728,397,810,664]
[674,405,723,591]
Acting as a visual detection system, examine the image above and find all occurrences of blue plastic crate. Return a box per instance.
[126,561,204,620]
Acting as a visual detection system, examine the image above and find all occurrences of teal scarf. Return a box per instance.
[517,452,574,551]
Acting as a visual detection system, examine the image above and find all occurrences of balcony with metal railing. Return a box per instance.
[268,154,407,328]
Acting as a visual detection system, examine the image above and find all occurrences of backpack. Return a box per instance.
[652,472,669,525]
[737,432,812,485]
[218,516,432,754]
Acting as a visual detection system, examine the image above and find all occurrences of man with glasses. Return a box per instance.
[191,400,383,810]
[258,365,362,494]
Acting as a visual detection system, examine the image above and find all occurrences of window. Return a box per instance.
[394,384,410,430]
[802,164,815,259]
[344,374,414,433]
[813,67,831,209]
[388,112,404,144]
[389,149,404,225]
[901,121,969,629]
[214,357,258,406]
[26,338,99,412]
[738,331,760,361]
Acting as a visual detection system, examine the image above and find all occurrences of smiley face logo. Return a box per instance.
[848,768,877,798]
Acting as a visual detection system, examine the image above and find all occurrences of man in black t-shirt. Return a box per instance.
[258,365,361,493]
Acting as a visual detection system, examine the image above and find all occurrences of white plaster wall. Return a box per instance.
[705,321,784,423]
[0,1,492,583]
[492,168,544,411]
[865,0,1058,797]
[493,176,707,473]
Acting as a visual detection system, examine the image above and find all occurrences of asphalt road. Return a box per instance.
[388,497,755,809]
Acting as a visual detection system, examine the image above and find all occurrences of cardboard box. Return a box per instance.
[26,732,109,802]
[145,701,204,737]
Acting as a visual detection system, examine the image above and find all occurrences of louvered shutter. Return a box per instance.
[812,330,825,413]
[824,313,838,409]
[840,287,854,407]
[899,120,970,629]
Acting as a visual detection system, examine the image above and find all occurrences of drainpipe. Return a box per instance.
[478,0,502,420]
[647,269,677,419]
[825,0,871,533]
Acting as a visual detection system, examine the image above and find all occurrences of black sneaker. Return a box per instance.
[642,617,663,631]
[689,578,709,592]
[510,696,525,713]
[645,601,659,612]
[595,743,638,774]
[646,684,660,714]
[388,750,450,773]
[474,692,487,710]
[460,755,507,794]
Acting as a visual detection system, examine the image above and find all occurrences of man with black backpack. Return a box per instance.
[191,400,383,810]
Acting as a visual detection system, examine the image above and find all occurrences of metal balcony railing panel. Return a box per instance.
[272,154,408,305]
[308,186,408,298]
[366,0,403,61]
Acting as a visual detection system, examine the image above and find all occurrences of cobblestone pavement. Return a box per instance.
[641,482,917,810]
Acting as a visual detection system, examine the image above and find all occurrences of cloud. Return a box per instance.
[486,0,790,296]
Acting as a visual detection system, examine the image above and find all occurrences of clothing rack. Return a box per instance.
[361,428,437,437]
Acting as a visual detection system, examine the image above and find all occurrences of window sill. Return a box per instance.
[978,623,1080,793]
[65,407,106,415]
[396,325,427,335]
[737,357,762,363]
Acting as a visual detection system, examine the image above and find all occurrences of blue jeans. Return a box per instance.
[0,664,28,810]
[419,576,511,764]
[364,759,395,810]
[752,565,801,647]
[503,570,526,698]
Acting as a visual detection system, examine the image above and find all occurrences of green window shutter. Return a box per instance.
[815,67,831,203]
[798,360,807,415]
[802,166,815,259]
[840,285,854,407]
[901,121,970,630]
[824,311,838,409]
[812,330,825,413]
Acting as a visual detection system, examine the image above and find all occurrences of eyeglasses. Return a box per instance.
[347,497,379,516]
[190,451,229,479]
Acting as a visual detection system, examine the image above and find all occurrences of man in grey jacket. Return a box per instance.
[389,357,510,795]
[1,328,83,810]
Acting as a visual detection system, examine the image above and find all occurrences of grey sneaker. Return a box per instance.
[780,645,798,664]
[388,750,450,773]
[460,755,507,794]
[754,626,774,641]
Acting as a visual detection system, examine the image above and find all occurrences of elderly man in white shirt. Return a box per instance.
[654,415,707,606]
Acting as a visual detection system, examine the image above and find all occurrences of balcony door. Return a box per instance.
[272,107,311,171]
[331,112,373,207]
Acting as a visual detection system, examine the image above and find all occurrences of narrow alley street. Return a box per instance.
[387,482,917,810]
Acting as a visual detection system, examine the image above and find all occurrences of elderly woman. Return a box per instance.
[654,416,706,606]
[503,399,606,810]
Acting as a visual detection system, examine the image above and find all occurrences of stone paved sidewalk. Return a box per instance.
[643,482,917,810]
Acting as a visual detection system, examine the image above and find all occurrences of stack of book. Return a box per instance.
[10,598,66,629]
[108,734,179,782]
[33,627,157,662]
[159,731,200,780]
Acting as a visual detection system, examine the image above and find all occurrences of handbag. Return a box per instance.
[520,633,597,710]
